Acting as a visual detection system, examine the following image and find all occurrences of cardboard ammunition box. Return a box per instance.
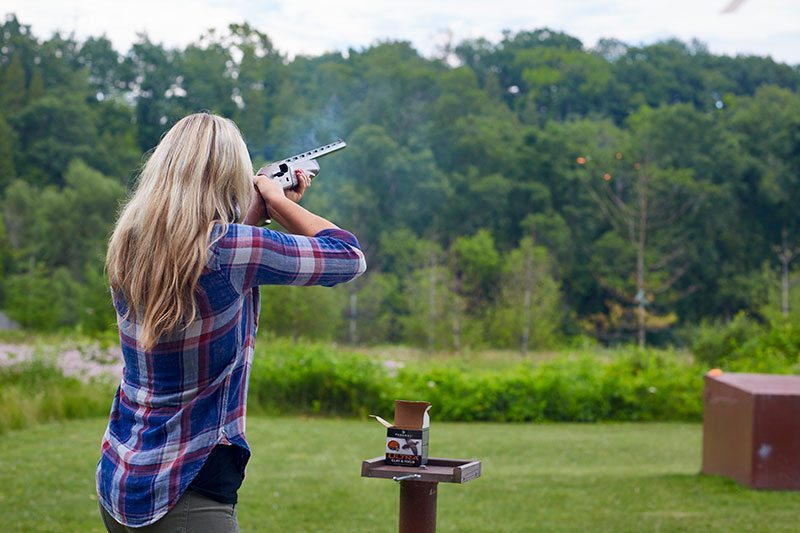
[372,400,430,467]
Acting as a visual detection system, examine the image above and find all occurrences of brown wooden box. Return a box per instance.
[702,372,800,489]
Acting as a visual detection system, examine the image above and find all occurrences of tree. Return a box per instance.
[577,108,715,345]
[88,99,141,182]
[259,285,346,341]
[447,230,501,349]
[491,236,562,353]
[3,263,80,329]
[400,242,458,350]
[1,15,800,342]
[223,23,285,157]
[10,95,98,184]
[1,179,38,263]
[36,160,126,277]
[0,113,17,189]
[177,37,237,117]
[0,215,10,306]
[727,87,800,318]
[514,46,615,122]
[1,160,125,280]
[124,35,182,150]
[77,35,129,98]
[0,52,26,110]
[346,272,399,344]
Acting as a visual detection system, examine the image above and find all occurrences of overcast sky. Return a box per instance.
[4,0,799,64]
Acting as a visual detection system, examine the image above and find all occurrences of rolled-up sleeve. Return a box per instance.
[216,223,367,293]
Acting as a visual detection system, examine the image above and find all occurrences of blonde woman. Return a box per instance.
[96,112,366,531]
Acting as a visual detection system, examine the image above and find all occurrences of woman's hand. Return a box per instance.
[252,174,284,207]
[285,169,312,203]
[253,169,311,206]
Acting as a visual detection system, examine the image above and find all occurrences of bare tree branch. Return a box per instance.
[651,247,685,271]
[653,263,691,294]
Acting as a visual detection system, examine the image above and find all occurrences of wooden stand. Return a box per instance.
[361,457,481,533]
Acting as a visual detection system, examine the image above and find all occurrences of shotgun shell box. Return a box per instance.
[371,400,431,467]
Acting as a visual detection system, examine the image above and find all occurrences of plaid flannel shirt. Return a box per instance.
[96,222,366,527]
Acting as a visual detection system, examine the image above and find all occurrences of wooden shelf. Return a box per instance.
[361,457,481,484]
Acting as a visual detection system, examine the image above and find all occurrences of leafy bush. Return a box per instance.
[690,312,765,367]
[690,312,800,372]
[0,359,114,435]
[2,334,798,435]
[247,341,711,422]
[248,338,393,417]
[392,348,704,422]
[726,320,800,373]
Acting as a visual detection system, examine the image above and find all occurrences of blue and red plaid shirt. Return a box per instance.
[96,222,366,527]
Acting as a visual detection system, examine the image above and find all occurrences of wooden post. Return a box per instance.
[399,480,438,533]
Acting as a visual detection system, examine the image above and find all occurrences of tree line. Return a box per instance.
[1,14,799,350]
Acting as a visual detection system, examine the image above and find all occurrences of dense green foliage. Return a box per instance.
[3,331,797,434]
[0,359,114,434]
[1,14,800,349]
[250,339,706,422]
[690,311,800,372]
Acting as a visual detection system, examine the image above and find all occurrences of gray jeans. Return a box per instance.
[99,489,239,532]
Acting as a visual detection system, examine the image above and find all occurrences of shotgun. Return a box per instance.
[256,139,347,189]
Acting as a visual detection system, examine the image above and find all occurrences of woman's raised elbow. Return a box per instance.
[318,250,366,287]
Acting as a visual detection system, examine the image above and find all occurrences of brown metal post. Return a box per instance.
[399,480,438,533]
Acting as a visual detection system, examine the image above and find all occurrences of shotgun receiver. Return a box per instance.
[256,139,347,189]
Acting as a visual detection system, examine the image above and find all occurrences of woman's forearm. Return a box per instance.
[267,196,339,236]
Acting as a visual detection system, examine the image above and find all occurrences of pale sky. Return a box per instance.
[4,0,800,64]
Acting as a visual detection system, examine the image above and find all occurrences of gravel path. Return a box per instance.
[0,342,124,381]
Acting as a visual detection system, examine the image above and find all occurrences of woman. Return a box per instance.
[96,112,366,531]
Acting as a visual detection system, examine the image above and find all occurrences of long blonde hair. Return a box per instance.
[106,112,253,351]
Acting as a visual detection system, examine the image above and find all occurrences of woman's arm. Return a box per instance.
[218,224,366,291]
[266,196,339,236]
[220,169,366,292]
[253,169,338,236]
[242,184,268,226]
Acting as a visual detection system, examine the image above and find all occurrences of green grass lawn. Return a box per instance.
[0,418,797,532]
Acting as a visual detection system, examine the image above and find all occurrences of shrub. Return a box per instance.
[0,359,114,435]
[727,320,800,373]
[690,312,765,367]
[248,338,394,417]
[690,312,800,372]
[232,339,714,422]
[2,334,797,434]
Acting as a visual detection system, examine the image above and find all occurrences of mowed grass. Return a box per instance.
[0,418,797,532]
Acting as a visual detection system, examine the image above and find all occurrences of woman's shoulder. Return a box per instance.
[209,221,260,251]
[210,221,253,240]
